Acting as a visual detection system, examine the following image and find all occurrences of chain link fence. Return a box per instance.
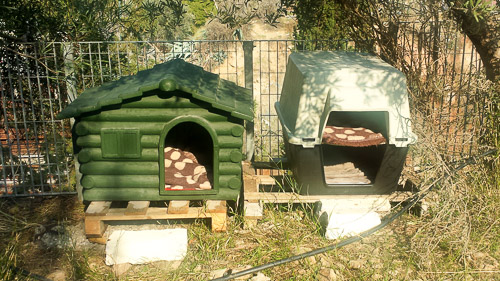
[0,24,490,196]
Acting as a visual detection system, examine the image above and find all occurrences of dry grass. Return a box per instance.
[0,133,498,281]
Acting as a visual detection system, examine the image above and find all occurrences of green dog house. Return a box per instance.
[57,59,252,202]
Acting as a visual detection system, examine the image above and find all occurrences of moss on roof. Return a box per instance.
[57,59,253,121]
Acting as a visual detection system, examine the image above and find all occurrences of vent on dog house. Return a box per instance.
[57,59,252,201]
[276,51,417,195]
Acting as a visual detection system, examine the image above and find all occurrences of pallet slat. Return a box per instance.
[84,200,228,243]
[242,172,420,225]
[86,201,112,216]
[168,200,190,214]
[125,201,150,216]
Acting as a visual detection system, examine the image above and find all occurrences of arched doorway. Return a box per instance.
[162,121,214,191]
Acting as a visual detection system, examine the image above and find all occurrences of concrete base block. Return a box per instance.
[244,201,263,219]
[315,198,387,240]
[323,212,381,240]
[315,197,391,214]
[106,229,187,265]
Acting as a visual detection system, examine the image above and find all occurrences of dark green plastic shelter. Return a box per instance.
[58,59,253,201]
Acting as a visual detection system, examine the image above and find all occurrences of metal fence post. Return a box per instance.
[63,42,83,201]
[243,41,255,161]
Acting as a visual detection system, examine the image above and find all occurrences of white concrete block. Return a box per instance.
[244,201,263,219]
[105,229,187,265]
[315,198,385,240]
[317,197,391,214]
[324,212,381,240]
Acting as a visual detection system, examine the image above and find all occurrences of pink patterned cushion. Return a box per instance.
[322,126,386,147]
[164,147,212,191]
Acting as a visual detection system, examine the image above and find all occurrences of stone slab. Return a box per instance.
[323,212,381,240]
[316,197,391,214]
[315,198,386,240]
[105,229,187,265]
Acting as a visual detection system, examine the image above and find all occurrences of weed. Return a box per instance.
[0,235,22,280]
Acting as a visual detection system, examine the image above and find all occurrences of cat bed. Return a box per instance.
[164,147,212,191]
[322,126,386,147]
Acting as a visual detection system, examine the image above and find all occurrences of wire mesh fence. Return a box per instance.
[0,23,491,197]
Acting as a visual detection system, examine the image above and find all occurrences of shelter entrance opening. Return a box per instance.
[321,111,388,185]
[163,122,214,191]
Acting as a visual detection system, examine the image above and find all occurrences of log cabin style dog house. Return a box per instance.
[57,59,252,201]
[276,51,417,195]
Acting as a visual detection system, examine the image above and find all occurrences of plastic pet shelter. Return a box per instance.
[276,51,416,195]
[57,59,252,201]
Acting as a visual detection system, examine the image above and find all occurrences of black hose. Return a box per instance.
[10,265,53,281]
[211,148,497,281]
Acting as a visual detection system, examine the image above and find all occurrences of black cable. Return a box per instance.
[211,148,497,281]
[10,265,53,281]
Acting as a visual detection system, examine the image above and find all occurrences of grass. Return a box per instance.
[0,144,498,280]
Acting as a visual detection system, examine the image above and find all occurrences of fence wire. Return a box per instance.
[0,26,490,196]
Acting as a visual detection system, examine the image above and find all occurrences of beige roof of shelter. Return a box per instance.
[275,51,416,148]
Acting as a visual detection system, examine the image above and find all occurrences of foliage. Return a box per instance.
[0,0,193,43]
[0,235,21,280]
[184,0,216,27]
[122,0,193,41]
[292,0,348,44]
[211,0,286,39]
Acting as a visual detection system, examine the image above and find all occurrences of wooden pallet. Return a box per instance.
[84,200,227,243]
[242,171,420,222]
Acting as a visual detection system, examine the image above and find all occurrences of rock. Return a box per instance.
[40,231,69,249]
[293,247,316,265]
[348,259,364,269]
[318,268,337,281]
[319,256,332,267]
[66,223,98,251]
[209,268,228,279]
[233,265,253,280]
[46,269,66,281]
[34,225,46,238]
[388,269,398,276]
[52,225,66,233]
[249,272,270,281]
[369,258,383,269]
[151,260,182,270]
[297,269,307,275]
[471,251,499,270]
[112,263,132,277]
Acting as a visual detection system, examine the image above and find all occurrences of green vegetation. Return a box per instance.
[184,0,216,27]
[0,1,498,280]
[292,0,348,43]
[0,0,198,42]
[0,158,498,280]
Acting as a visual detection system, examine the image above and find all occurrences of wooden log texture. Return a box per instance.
[219,162,242,175]
[81,175,159,189]
[218,136,243,148]
[218,149,243,163]
[79,108,228,123]
[211,122,244,136]
[120,95,202,109]
[78,148,158,163]
[80,161,158,175]
[219,175,242,189]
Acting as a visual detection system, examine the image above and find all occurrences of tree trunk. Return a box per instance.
[447,1,500,83]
